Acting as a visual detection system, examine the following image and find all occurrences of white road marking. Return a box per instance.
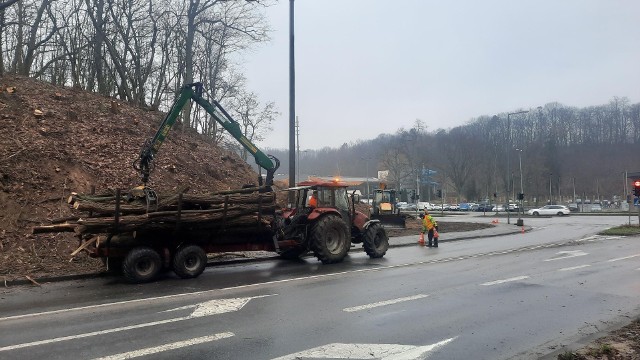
[558,265,591,271]
[162,294,274,317]
[607,254,640,262]
[481,276,529,286]
[0,296,263,352]
[92,332,234,360]
[343,294,429,312]
[544,250,588,262]
[270,337,457,360]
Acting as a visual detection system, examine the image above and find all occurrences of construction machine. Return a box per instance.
[371,188,406,228]
[34,82,390,283]
[275,179,389,263]
[133,82,279,190]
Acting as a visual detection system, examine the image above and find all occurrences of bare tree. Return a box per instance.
[0,0,17,11]
[225,91,276,160]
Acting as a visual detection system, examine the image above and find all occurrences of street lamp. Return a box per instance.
[549,173,553,204]
[515,148,524,224]
[506,110,529,224]
[361,156,372,202]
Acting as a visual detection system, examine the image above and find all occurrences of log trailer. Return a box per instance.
[34,83,389,283]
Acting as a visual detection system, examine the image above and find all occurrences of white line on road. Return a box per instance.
[270,337,457,360]
[558,265,591,271]
[343,294,429,312]
[607,254,640,262]
[0,296,263,352]
[481,276,529,286]
[91,332,234,360]
[0,316,190,352]
[544,250,588,262]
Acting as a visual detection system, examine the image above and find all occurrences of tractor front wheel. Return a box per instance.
[310,214,350,264]
[363,223,389,258]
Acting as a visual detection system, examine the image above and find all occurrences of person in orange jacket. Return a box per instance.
[308,191,318,208]
[421,208,439,247]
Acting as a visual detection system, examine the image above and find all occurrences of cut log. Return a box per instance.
[70,237,98,257]
[32,223,77,234]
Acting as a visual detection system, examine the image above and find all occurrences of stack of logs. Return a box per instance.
[33,186,278,238]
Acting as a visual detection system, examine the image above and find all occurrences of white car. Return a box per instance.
[527,205,570,216]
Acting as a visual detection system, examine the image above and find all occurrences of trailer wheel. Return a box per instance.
[310,214,350,264]
[122,247,162,283]
[363,223,389,258]
[172,245,207,279]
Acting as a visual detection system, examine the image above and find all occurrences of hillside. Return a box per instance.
[0,75,270,281]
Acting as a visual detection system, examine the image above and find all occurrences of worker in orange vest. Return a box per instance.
[309,191,318,208]
[421,208,439,247]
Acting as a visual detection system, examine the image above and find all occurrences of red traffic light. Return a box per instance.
[634,180,640,187]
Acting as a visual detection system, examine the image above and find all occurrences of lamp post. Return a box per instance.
[515,148,524,225]
[288,0,296,203]
[365,159,370,203]
[549,173,553,205]
[361,156,372,202]
[506,110,529,224]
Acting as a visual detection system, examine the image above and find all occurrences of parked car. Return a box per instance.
[477,204,494,212]
[417,201,431,210]
[398,203,418,212]
[493,205,505,212]
[568,203,579,211]
[527,205,570,216]
[591,204,602,212]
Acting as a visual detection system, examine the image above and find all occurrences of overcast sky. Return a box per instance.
[241,0,640,150]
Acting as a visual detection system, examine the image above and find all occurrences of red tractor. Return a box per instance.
[274,179,389,263]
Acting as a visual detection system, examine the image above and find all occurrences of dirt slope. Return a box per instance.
[0,75,274,281]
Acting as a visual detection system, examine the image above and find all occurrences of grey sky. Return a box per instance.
[242,0,640,150]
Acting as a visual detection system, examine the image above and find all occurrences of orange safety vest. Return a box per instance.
[309,195,318,208]
[421,214,437,232]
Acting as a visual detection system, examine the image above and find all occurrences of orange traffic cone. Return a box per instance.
[418,233,425,246]
[521,226,525,234]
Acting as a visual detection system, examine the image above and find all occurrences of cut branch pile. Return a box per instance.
[33,186,278,237]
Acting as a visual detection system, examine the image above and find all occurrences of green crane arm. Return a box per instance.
[134,82,279,186]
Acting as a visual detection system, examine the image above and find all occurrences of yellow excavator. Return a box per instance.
[370,186,406,228]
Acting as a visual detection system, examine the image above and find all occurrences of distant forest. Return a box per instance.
[266,97,640,206]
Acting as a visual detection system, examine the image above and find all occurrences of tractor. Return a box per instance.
[274,179,389,263]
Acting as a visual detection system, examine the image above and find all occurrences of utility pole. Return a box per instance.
[288,0,296,203]
[295,116,299,183]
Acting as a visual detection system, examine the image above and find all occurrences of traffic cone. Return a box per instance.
[418,233,425,246]
[521,226,525,234]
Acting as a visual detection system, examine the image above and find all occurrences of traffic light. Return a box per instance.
[517,193,524,200]
[436,189,442,198]
[634,180,640,197]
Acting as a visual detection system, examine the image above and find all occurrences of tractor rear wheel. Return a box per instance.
[310,214,350,264]
[172,245,207,279]
[122,247,162,283]
[363,222,389,258]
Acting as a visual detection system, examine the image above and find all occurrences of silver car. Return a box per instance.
[527,205,570,216]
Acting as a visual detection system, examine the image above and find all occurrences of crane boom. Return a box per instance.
[134,82,279,186]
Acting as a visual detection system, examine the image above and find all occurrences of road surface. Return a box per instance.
[1,215,638,359]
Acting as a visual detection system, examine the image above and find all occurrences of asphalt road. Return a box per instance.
[1,215,638,359]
